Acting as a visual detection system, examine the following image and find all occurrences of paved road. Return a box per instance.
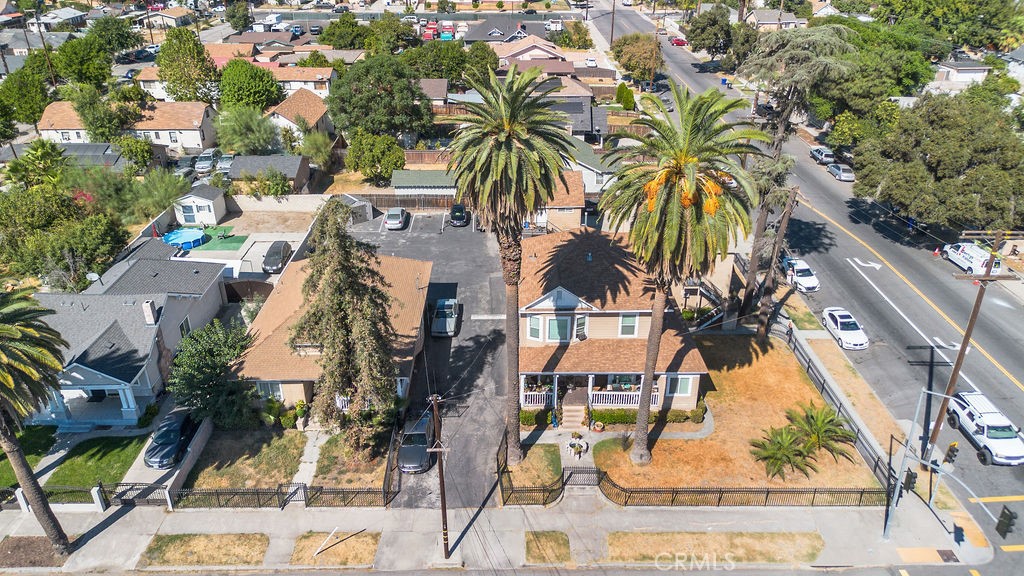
[589,0,1024,569]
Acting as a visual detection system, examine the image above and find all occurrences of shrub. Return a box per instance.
[689,399,707,424]
[261,398,282,427]
[544,0,551,8]
[425,1,431,7]
[294,400,307,419]
[520,408,552,426]
[590,408,697,425]
[137,403,160,428]
[280,409,298,429]
[521,1,528,8]
[496,0,504,9]
[472,0,480,7]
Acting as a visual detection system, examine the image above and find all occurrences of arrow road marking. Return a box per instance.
[845,258,979,392]
[932,337,972,354]
[853,257,882,270]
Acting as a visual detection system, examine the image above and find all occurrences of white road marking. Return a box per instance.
[470,314,506,320]
[377,217,385,233]
[845,258,978,392]
[989,296,1015,309]
[853,257,882,270]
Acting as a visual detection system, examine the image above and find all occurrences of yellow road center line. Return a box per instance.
[898,570,910,576]
[970,570,982,576]
[969,495,1024,503]
[801,200,1024,394]
[1000,545,1024,552]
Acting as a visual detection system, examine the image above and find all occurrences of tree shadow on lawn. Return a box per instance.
[693,333,772,372]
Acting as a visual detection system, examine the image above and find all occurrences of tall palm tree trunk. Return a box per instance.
[496,230,524,465]
[0,421,69,555]
[631,287,667,465]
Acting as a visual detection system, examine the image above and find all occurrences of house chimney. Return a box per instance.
[142,299,158,326]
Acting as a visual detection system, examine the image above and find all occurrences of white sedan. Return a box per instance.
[781,257,820,293]
[384,207,408,230]
[821,307,869,350]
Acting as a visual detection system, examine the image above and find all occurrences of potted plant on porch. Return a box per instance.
[294,400,309,430]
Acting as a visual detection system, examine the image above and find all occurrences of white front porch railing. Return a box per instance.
[523,391,554,408]
[590,391,660,407]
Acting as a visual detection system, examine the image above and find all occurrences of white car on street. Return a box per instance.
[781,257,820,293]
[821,307,868,350]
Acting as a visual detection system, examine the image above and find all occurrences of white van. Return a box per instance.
[941,242,1001,275]
[544,19,563,32]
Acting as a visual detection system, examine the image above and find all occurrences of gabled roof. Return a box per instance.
[180,184,224,202]
[88,258,225,297]
[546,170,585,208]
[1006,46,1024,63]
[748,9,797,24]
[493,35,562,60]
[233,255,433,382]
[0,30,76,51]
[520,230,652,311]
[157,6,193,18]
[228,154,308,180]
[418,78,448,101]
[566,137,614,172]
[937,60,991,71]
[504,58,575,75]
[205,43,256,58]
[270,66,334,82]
[463,18,548,43]
[133,102,211,131]
[267,88,328,126]
[136,66,160,81]
[39,101,84,131]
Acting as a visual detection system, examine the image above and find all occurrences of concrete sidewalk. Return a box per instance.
[0,484,990,573]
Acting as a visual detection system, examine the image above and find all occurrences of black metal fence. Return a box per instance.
[43,485,95,505]
[99,483,166,507]
[172,487,282,509]
[495,429,886,508]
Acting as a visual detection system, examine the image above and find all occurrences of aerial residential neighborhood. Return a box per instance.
[0,0,1023,574]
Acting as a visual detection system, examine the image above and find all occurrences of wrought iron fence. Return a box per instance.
[598,475,886,507]
[172,487,282,509]
[495,431,563,506]
[99,483,166,507]
[43,485,94,505]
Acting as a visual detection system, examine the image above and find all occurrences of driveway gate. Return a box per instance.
[100,483,167,507]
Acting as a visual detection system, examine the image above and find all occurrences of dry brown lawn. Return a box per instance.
[218,210,317,234]
[593,336,878,488]
[185,428,305,489]
[138,534,268,567]
[508,444,561,486]
[607,532,824,564]
[313,435,387,487]
[323,172,378,196]
[290,531,380,566]
[525,531,571,565]
[0,537,67,568]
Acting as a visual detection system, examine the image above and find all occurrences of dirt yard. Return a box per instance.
[606,532,824,564]
[593,335,879,488]
[290,531,380,566]
[0,537,66,568]
[185,429,305,489]
[219,211,317,234]
[139,534,268,567]
[508,444,561,486]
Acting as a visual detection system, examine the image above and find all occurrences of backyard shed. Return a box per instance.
[174,185,226,227]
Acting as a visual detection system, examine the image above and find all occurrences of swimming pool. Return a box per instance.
[162,228,208,250]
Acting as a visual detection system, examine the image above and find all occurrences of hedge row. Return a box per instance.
[520,400,707,427]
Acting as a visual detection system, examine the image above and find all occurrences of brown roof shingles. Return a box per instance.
[520,230,653,311]
[267,88,327,126]
[133,102,211,130]
[233,255,433,383]
[205,43,256,58]
[546,171,585,208]
[270,67,334,82]
[39,101,83,131]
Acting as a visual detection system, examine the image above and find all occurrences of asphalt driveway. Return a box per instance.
[350,209,508,509]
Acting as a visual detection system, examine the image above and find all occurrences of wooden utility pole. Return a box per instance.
[427,394,450,559]
[28,9,57,88]
[610,0,617,45]
[924,231,1022,462]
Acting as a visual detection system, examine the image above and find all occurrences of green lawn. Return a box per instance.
[0,426,57,488]
[188,226,249,252]
[44,435,147,487]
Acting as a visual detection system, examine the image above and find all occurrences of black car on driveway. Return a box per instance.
[262,241,293,274]
[449,203,469,227]
[144,408,197,470]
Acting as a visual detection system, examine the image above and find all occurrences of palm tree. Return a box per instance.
[750,426,818,481]
[786,403,857,462]
[600,83,767,465]
[447,66,575,464]
[4,139,70,189]
[0,286,71,555]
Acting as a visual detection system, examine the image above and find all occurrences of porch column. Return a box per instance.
[49,390,71,421]
[587,374,594,403]
[553,375,559,410]
[519,374,526,406]
[119,388,138,420]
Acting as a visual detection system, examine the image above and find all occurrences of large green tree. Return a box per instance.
[225,1,254,32]
[290,199,396,425]
[853,95,1024,230]
[877,0,1013,47]
[85,16,143,55]
[464,42,499,83]
[215,106,280,154]
[53,37,111,87]
[136,168,190,221]
[112,136,153,175]
[168,319,256,430]
[218,59,283,110]
[0,69,50,129]
[446,66,575,464]
[0,288,71,555]
[320,13,372,49]
[611,33,663,85]
[600,85,765,464]
[326,55,432,136]
[63,84,140,144]
[346,128,405,185]
[16,213,127,290]
[157,28,220,103]
[687,3,732,61]
[3,140,69,189]
[365,13,419,56]
[399,41,468,86]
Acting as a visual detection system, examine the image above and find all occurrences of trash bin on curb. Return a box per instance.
[721,77,728,86]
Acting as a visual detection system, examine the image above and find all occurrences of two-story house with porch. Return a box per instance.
[517,230,707,424]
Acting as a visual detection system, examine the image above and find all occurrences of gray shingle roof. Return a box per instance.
[0,30,76,51]
[1007,46,1024,63]
[463,18,548,43]
[33,293,167,384]
[181,184,224,202]
[228,155,306,180]
[94,259,225,296]
[567,137,614,172]
[0,142,128,171]
[391,169,456,189]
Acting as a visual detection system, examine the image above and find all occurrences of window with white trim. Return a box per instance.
[546,317,571,342]
[527,316,541,340]
[254,381,283,401]
[574,315,587,340]
[179,316,191,339]
[619,314,638,337]
[666,375,693,396]
[169,132,178,143]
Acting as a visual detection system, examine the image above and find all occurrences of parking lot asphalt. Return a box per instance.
[349,210,508,509]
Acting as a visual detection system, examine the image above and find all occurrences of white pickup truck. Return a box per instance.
[946,392,1024,466]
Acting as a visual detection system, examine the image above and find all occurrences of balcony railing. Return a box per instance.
[523,391,554,408]
[590,391,660,408]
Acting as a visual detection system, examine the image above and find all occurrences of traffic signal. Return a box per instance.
[943,442,959,464]
[997,506,1018,539]
[902,470,918,493]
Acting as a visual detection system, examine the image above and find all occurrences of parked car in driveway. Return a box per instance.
[755,103,776,119]
[384,207,408,230]
[431,298,459,337]
[809,146,834,164]
[826,163,855,182]
[584,57,598,67]
[398,412,434,473]
[670,36,688,46]
[821,307,868,350]
[144,408,197,469]
[216,153,235,173]
[144,44,160,55]
[449,204,469,227]
[194,148,221,173]
[309,24,322,34]
[262,241,293,274]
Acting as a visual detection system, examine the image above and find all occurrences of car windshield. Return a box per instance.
[436,305,454,319]
[197,154,213,162]
[402,432,428,447]
[795,269,814,277]
[838,319,860,331]
[452,207,465,217]
[153,427,180,445]
[987,425,1019,439]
